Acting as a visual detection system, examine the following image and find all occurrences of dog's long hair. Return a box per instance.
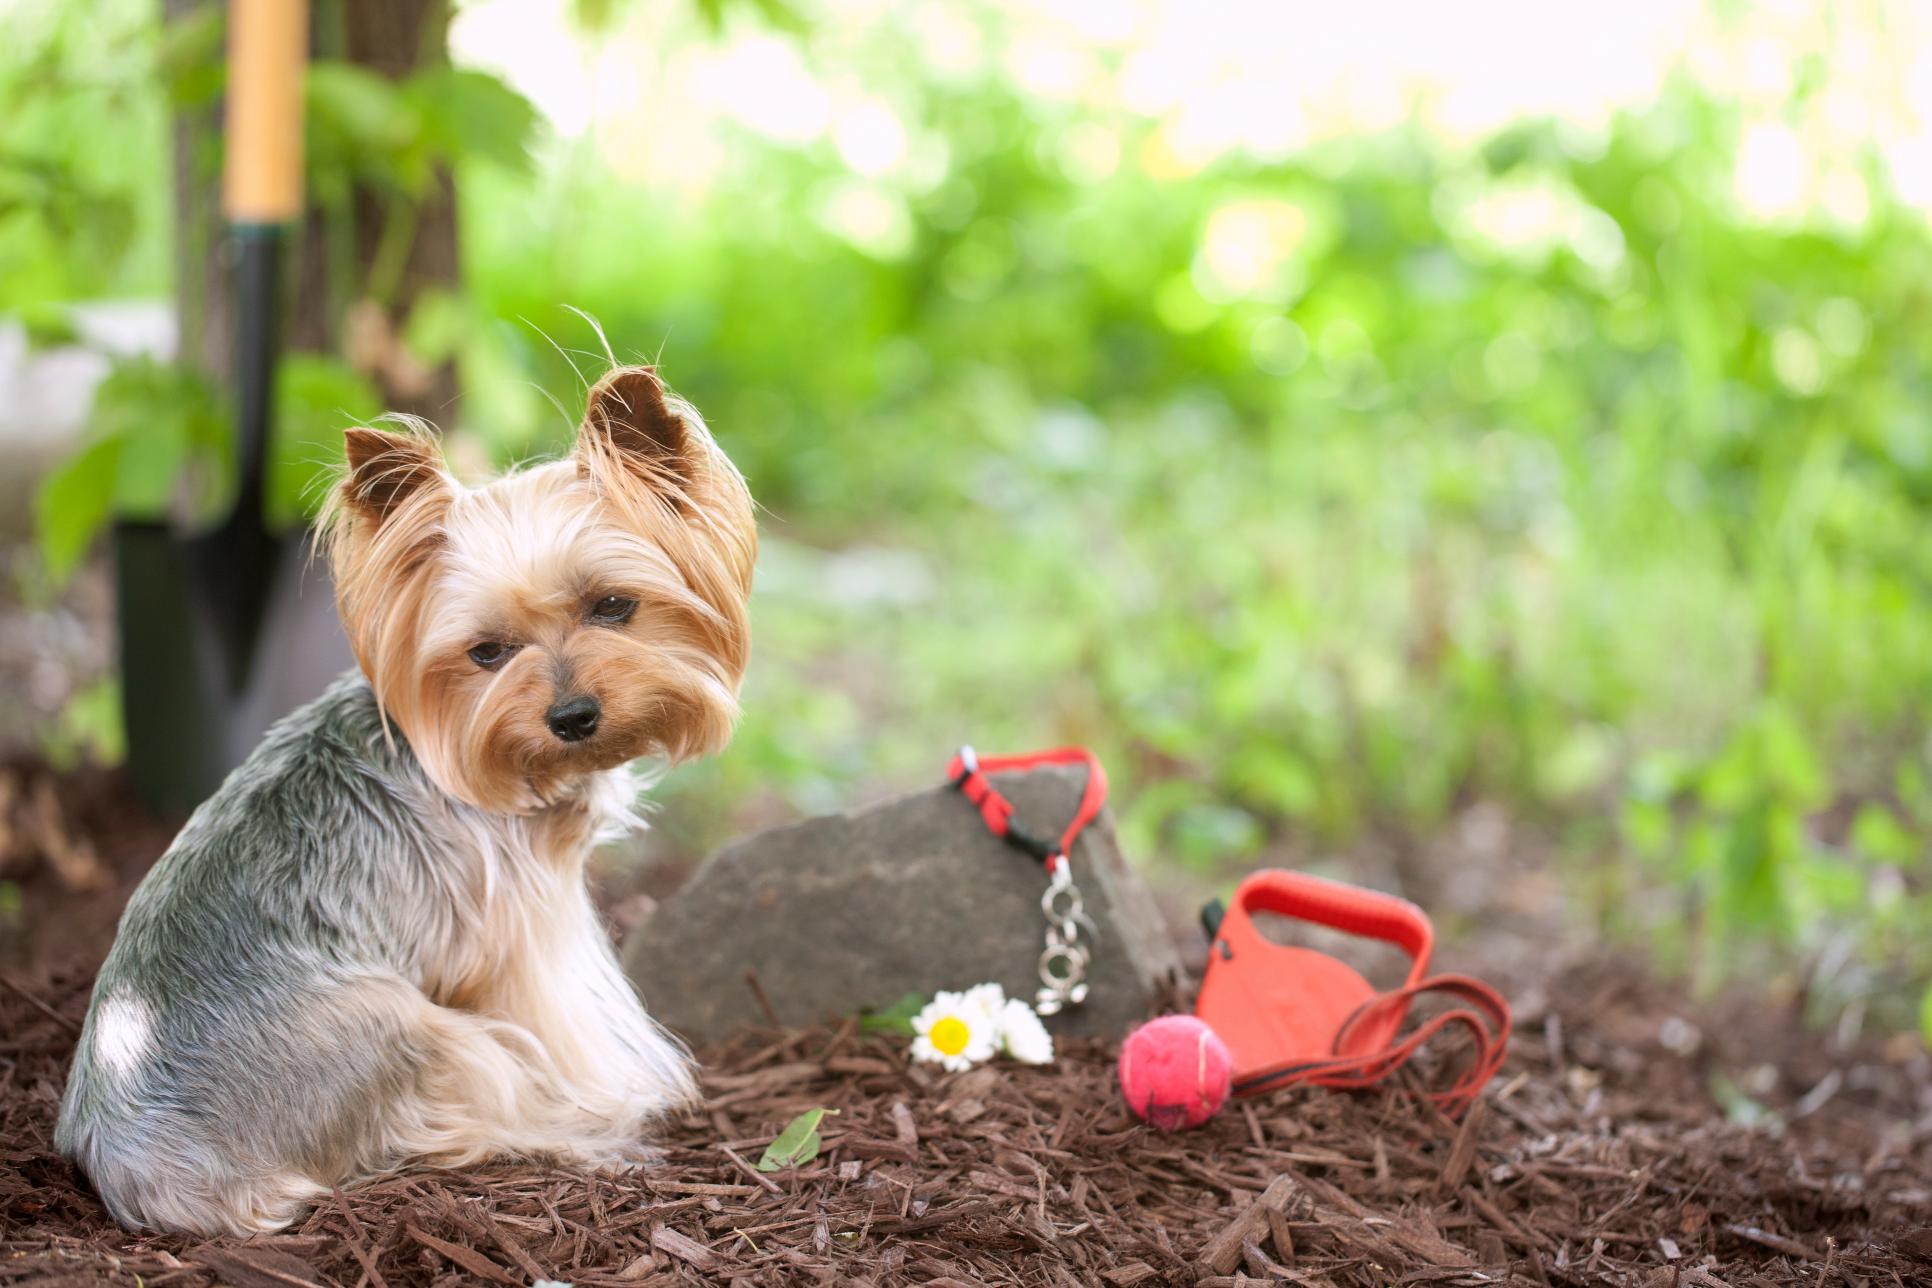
[326,366,757,812]
[56,367,756,1235]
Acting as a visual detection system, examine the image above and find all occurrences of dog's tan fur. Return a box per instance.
[55,367,756,1235]
[300,367,757,1201]
[330,367,755,814]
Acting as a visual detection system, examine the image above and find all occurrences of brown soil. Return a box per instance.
[0,759,181,977]
[3,764,1931,1287]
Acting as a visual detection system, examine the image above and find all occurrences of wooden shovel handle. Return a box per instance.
[223,0,309,223]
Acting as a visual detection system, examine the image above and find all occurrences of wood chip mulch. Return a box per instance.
[4,958,1931,1288]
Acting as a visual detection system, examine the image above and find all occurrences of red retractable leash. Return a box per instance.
[946,746,1512,1118]
[1197,870,1511,1115]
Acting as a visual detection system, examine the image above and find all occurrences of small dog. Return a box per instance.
[55,366,756,1235]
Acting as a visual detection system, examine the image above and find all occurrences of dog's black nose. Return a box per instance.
[546,695,601,743]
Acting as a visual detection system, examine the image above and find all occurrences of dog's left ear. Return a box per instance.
[342,426,445,525]
[577,366,694,498]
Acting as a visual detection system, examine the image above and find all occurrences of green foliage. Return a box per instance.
[0,0,169,308]
[269,356,384,528]
[31,354,377,586]
[40,678,124,772]
[756,1107,836,1171]
[306,56,538,303]
[857,992,928,1036]
[306,63,538,208]
[1623,699,1862,985]
[154,3,224,109]
[34,438,125,586]
[34,359,225,582]
[457,55,1932,1013]
[12,0,1932,1022]
[11,0,530,582]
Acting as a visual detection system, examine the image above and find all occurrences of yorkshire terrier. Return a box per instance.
[55,366,756,1235]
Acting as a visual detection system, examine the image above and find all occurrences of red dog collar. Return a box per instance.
[945,744,1108,875]
[946,745,1110,1013]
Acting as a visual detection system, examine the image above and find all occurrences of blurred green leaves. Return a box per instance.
[306,62,538,207]
[268,355,383,528]
[456,58,1932,1016]
[32,354,377,585]
[0,0,165,308]
[13,0,524,578]
[35,438,123,586]
[156,3,223,109]
[34,359,225,582]
[39,677,123,772]
[10,0,1932,1026]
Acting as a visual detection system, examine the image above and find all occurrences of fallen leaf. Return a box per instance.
[757,1106,838,1172]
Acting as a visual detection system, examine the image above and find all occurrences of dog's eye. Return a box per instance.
[589,595,637,625]
[468,642,512,669]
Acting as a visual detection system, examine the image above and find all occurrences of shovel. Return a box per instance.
[116,0,351,815]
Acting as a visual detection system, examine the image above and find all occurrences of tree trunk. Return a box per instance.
[343,0,460,422]
[166,0,459,419]
[164,0,230,385]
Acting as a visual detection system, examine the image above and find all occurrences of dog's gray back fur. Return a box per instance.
[57,675,448,1221]
[56,672,691,1233]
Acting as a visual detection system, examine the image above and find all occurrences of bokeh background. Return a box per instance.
[5,0,1932,1037]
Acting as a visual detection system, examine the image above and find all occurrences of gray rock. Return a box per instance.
[624,764,1182,1042]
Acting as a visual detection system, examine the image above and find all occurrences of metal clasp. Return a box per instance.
[1035,856,1095,1015]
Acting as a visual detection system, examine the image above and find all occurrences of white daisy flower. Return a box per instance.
[910,989,1000,1072]
[962,981,1008,1018]
[999,997,1054,1065]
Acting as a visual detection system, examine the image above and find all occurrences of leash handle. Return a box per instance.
[1232,870,1435,981]
[1207,869,1510,1115]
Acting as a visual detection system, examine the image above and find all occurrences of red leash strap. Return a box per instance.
[945,745,1109,872]
[1232,974,1512,1115]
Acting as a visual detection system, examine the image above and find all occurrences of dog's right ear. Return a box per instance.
[341,427,444,524]
[576,366,700,505]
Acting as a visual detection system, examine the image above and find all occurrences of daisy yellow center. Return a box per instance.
[929,1015,971,1056]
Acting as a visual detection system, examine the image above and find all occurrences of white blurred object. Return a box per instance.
[0,300,175,531]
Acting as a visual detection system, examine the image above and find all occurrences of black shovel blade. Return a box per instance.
[113,214,364,814]
[114,519,231,816]
[188,510,288,696]
[114,519,353,816]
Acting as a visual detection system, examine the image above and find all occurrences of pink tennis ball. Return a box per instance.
[1118,1014,1233,1131]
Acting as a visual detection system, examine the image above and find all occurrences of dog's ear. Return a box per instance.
[342,426,444,524]
[576,366,693,496]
